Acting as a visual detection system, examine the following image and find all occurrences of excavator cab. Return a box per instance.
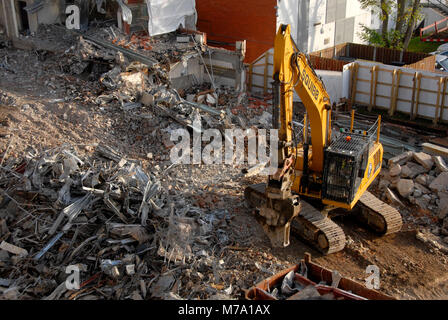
[322,114,383,207]
[322,130,372,205]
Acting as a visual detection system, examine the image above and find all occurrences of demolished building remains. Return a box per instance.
[0,0,448,303]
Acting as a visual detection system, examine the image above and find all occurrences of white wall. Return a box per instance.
[277,0,379,53]
[276,0,299,42]
[316,69,344,103]
[308,22,335,52]
[308,0,333,52]
[422,7,445,28]
[353,12,371,43]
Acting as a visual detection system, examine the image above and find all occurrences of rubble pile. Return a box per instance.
[0,90,16,107]
[0,144,246,300]
[377,150,448,249]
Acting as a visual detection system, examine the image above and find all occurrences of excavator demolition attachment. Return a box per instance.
[244,24,402,254]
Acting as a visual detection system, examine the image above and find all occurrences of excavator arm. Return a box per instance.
[272,24,331,173]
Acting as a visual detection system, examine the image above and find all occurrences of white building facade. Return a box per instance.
[276,0,381,53]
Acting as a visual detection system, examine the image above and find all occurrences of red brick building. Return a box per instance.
[196,0,277,63]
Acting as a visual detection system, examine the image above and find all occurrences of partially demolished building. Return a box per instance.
[1,0,448,303]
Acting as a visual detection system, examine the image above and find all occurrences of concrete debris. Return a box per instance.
[433,156,448,173]
[370,147,448,255]
[413,152,434,171]
[429,172,448,193]
[397,179,414,198]
[389,164,401,177]
[415,174,428,186]
[388,151,414,166]
[416,231,448,254]
[0,241,28,257]
[438,192,448,219]
[401,162,427,179]
[385,187,405,207]
[2,10,448,302]
[0,25,256,297]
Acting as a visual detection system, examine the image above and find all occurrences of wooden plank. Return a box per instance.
[248,63,253,91]
[430,137,448,148]
[397,98,413,103]
[389,69,401,116]
[440,78,447,122]
[263,52,269,95]
[371,66,379,111]
[369,66,375,111]
[350,63,359,105]
[413,73,422,120]
[422,143,448,157]
[434,77,444,124]
[410,72,418,120]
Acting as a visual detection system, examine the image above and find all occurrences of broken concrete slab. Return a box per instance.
[434,156,448,173]
[415,174,428,186]
[388,151,413,167]
[414,182,430,195]
[385,187,405,207]
[415,196,431,211]
[429,172,448,193]
[413,188,423,198]
[389,164,401,177]
[413,152,434,170]
[140,92,154,106]
[401,162,427,179]
[397,179,414,198]
[438,192,448,219]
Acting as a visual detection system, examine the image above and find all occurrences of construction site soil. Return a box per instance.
[1,35,448,300]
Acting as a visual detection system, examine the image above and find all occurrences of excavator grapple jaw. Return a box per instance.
[245,183,301,247]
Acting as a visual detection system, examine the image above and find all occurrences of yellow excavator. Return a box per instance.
[245,25,402,254]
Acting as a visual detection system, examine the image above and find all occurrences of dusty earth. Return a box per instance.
[1,40,448,300]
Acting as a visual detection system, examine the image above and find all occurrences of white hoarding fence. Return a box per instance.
[343,60,448,124]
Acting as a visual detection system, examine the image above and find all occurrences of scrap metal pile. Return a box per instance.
[0,144,235,300]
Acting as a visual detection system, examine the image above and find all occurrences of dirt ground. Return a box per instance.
[1,42,448,300]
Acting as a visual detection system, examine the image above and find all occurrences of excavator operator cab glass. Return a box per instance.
[322,132,369,204]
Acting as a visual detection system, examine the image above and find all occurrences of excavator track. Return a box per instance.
[245,183,346,255]
[292,201,346,254]
[356,191,402,235]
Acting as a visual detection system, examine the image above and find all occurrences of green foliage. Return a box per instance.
[358,25,405,49]
[407,36,440,53]
[358,0,423,50]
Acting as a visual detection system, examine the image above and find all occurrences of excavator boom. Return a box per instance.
[273,24,331,172]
